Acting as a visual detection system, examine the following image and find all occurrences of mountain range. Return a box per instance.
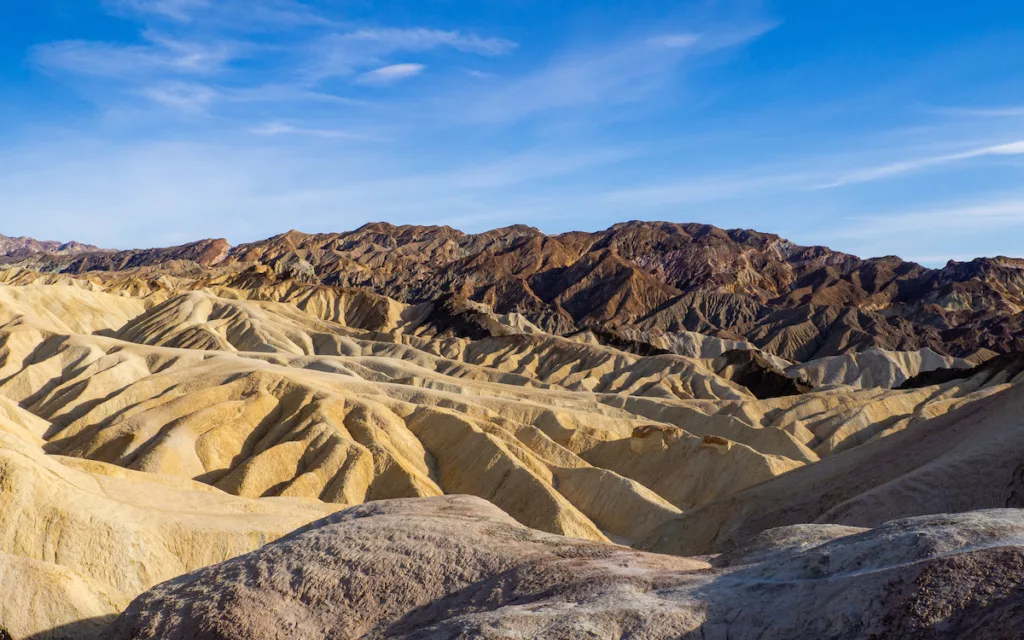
[5,221,1023,361]
[2,221,1024,638]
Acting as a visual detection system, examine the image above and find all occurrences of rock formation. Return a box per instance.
[0,233,103,260]
[111,496,1024,640]
[787,346,977,389]
[8,221,1024,360]
[638,356,1024,556]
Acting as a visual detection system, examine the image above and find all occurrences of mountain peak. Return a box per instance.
[0,233,105,260]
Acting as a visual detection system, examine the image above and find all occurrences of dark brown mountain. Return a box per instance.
[0,233,104,260]
[12,237,231,273]
[6,220,1024,361]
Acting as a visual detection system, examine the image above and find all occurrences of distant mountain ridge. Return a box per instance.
[0,233,104,259]
[4,221,1023,361]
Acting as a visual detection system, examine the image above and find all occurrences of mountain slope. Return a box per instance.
[0,233,103,259]
[7,221,1024,361]
[638,358,1024,556]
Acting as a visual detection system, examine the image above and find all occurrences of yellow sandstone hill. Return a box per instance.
[0,397,337,638]
[0,265,1021,638]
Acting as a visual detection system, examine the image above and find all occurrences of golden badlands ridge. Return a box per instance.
[0,257,1022,638]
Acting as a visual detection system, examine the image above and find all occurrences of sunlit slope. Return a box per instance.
[639,360,1024,557]
[0,396,337,639]
[0,279,1011,548]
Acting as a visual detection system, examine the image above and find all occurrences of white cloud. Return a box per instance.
[34,2,517,113]
[216,84,369,106]
[467,23,775,123]
[32,32,242,78]
[140,81,218,111]
[600,172,813,207]
[311,28,515,80]
[648,34,701,49]
[830,197,1024,241]
[355,63,426,85]
[814,140,1024,188]
[593,140,1024,207]
[340,28,517,56]
[931,105,1024,118]
[250,121,373,139]
[103,0,333,29]
[105,0,210,22]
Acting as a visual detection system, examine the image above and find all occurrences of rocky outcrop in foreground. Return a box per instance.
[111,495,1024,640]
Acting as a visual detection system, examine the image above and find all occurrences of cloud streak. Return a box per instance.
[310,28,515,81]
[340,28,517,57]
[832,197,1024,238]
[104,0,335,29]
[930,105,1024,118]
[31,5,515,116]
[250,121,374,139]
[32,31,244,78]
[813,141,1024,188]
[355,63,426,85]
[140,81,218,111]
[466,22,776,123]
[105,0,209,22]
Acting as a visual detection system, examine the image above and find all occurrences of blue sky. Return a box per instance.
[2,0,1024,264]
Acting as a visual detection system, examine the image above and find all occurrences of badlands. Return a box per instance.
[0,222,1022,638]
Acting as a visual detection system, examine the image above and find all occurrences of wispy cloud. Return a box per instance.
[104,0,334,29]
[813,140,1024,188]
[250,121,373,139]
[355,63,426,85]
[105,0,209,22]
[32,4,514,115]
[832,197,1024,238]
[311,29,515,80]
[599,171,813,207]
[466,23,776,123]
[465,69,495,79]
[340,28,517,56]
[647,33,702,49]
[216,84,369,107]
[140,81,218,112]
[587,138,1024,208]
[929,105,1024,118]
[0,137,632,247]
[32,31,243,78]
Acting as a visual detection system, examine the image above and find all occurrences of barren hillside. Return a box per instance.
[0,224,1022,638]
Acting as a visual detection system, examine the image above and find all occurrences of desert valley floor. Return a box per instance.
[0,222,1023,638]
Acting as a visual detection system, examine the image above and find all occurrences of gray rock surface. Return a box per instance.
[112,495,1024,639]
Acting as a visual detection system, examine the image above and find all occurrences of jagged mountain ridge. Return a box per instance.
[0,233,104,260]
[7,220,1024,360]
